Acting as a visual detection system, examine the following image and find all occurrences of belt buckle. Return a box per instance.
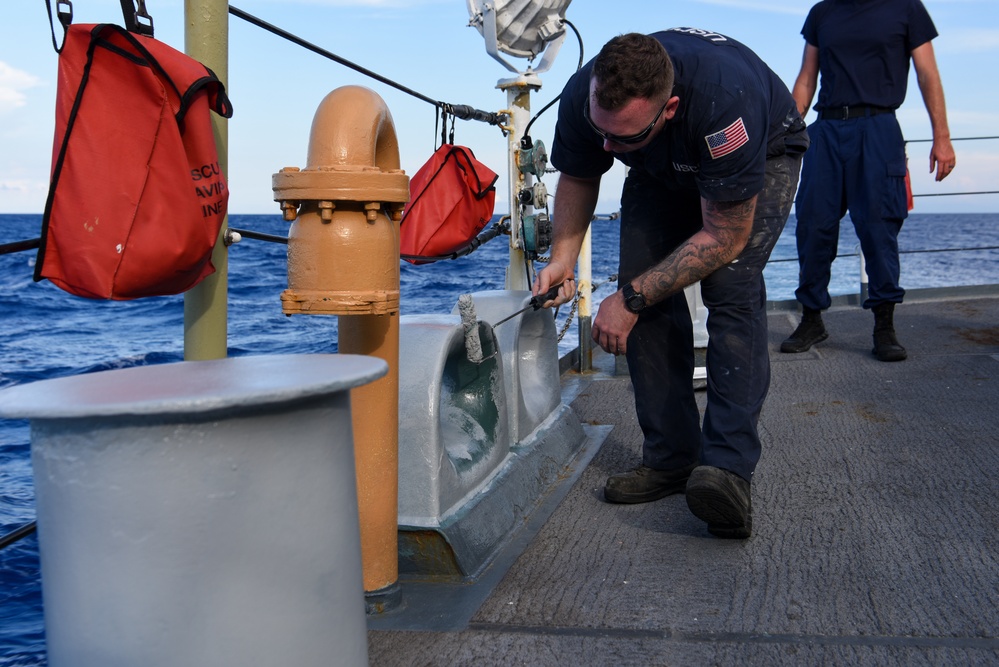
[840,105,850,119]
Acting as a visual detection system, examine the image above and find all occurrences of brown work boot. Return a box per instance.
[604,463,698,504]
[685,466,753,539]
[780,307,828,353]
[872,303,907,362]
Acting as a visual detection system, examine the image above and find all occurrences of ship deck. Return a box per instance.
[368,290,999,666]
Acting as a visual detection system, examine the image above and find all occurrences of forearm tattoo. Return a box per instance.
[636,197,756,304]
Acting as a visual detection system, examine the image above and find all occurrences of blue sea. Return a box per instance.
[1,211,997,664]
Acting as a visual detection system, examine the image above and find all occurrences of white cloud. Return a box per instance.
[0,177,50,213]
[0,61,42,114]
[0,179,37,194]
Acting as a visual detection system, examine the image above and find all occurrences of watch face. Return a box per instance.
[624,286,646,312]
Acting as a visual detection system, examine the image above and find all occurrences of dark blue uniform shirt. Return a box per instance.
[803,0,937,111]
[551,27,806,203]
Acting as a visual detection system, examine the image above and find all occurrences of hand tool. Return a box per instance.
[492,284,563,327]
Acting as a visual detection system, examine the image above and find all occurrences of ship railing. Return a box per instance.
[3,19,999,553]
[5,16,999,333]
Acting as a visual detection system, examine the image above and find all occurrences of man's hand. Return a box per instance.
[591,289,638,355]
[533,260,577,307]
[929,138,956,181]
[911,41,955,182]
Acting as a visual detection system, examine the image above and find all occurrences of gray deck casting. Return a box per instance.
[368,292,999,666]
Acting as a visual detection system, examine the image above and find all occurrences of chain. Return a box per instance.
[555,292,579,342]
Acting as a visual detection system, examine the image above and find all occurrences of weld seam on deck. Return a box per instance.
[466,622,999,650]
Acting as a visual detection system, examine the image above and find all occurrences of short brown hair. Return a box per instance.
[591,33,674,111]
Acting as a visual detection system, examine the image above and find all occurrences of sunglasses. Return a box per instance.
[584,97,669,145]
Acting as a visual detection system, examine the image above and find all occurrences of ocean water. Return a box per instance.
[1,211,997,663]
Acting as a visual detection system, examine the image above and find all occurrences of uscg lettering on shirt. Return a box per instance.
[705,118,749,159]
[667,27,728,43]
[673,162,699,173]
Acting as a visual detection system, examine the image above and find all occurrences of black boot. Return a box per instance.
[686,466,753,539]
[780,307,828,353]
[872,303,907,362]
[604,463,698,504]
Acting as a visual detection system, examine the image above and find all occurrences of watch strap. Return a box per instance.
[622,283,646,313]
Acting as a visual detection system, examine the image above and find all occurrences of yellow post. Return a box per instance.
[183,0,229,361]
[273,86,409,612]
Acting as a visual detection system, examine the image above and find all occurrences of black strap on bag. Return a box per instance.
[402,146,496,223]
[45,0,74,53]
[45,0,154,52]
[119,0,154,36]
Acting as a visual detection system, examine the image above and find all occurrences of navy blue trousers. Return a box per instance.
[619,153,801,482]
[794,114,909,310]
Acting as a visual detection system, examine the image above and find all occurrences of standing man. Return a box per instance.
[535,29,808,539]
[781,0,956,361]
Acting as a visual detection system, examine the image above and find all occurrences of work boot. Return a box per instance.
[872,302,907,362]
[604,463,698,504]
[685,466,753,539]
[780,307,828,353]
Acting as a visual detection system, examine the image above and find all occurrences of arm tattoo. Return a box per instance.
[636,197,756,304]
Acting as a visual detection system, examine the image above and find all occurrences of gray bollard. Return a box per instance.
[0,354,386,667]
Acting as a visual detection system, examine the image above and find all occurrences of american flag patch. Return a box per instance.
[705,117,749,159]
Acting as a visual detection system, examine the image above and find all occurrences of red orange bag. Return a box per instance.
[35,23,233,299]
[399,144,498,264]
[905,162,915,212]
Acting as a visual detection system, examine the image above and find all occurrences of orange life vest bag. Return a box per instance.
[35,23,233,299]
[399,144,498,265]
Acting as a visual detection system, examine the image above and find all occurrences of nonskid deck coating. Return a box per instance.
[368,292,999,666]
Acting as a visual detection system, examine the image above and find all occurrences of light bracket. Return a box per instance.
[467,0,572,75]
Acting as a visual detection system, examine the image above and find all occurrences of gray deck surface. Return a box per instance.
[368,294,999,666]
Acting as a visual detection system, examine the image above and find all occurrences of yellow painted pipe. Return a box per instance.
[183,0,229,361]
[273,86,408,606]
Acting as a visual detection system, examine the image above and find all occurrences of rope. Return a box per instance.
[228,6,506,129]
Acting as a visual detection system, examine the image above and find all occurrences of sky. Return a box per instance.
[2,0,998,217]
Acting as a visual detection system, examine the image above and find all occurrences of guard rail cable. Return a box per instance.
[228,5,507,133]
[0,521,37,550]
[3,132,998,290]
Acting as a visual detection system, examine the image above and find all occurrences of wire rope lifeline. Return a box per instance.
[228,5,507,130]
[0,521,37,551]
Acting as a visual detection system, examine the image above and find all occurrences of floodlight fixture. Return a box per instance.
[467,0,572,75]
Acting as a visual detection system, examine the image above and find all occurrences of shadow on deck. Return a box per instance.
[369,290,999,666]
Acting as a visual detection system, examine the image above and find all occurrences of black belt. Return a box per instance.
[818,105,895,121]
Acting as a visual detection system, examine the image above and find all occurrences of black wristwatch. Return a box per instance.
[622,283,647,313]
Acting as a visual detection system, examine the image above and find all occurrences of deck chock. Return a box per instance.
[397,290,586,579]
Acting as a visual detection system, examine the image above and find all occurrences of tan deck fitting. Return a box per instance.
[273,85,409,604]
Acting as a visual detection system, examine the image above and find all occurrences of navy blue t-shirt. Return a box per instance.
[551,27,806,202]
[803,0,938,110]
